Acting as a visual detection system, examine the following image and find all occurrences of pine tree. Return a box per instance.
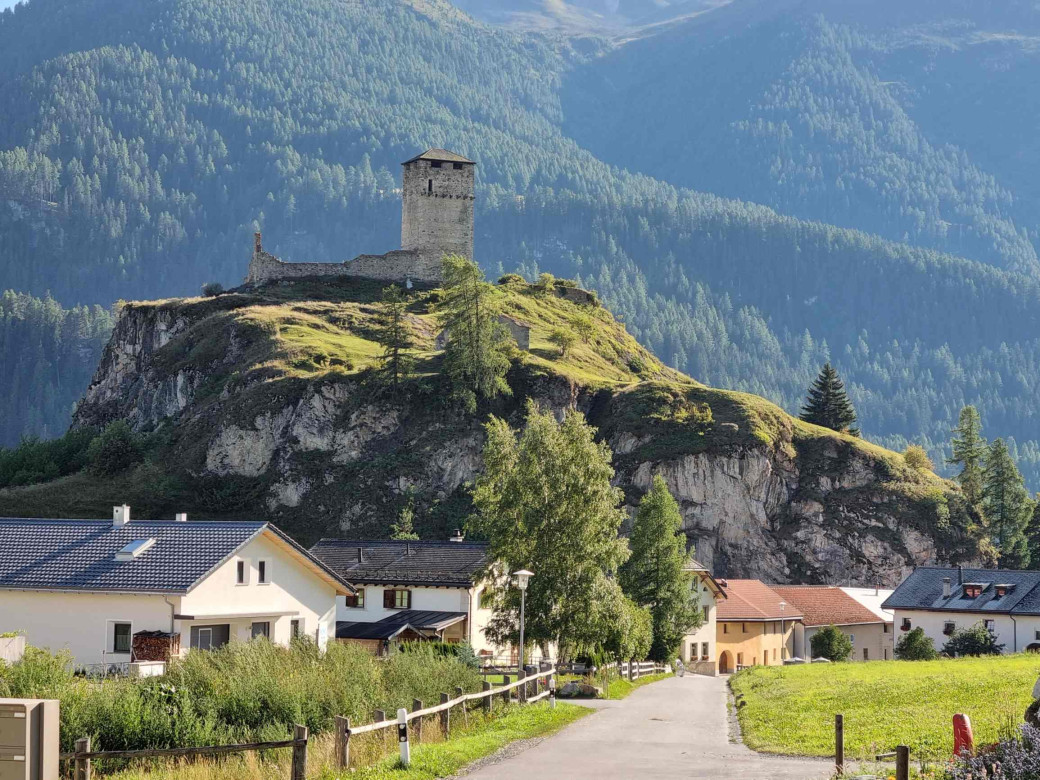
[391,497,420,541]
[800,363,859,436]
[948,406,986,506]
[1027,497,1040,568]
[619,475,701,662]
[439,255,513,412]
[982,438,1033,568]
[374,284,415,395]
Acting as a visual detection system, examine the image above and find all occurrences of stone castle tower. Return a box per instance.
[401,149,476,272]
[247,147,475,285]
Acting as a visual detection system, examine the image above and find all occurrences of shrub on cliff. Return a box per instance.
[86,420,143,476]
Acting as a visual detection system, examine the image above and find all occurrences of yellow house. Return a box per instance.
[716,579,802,673]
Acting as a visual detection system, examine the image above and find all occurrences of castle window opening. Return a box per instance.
[431,161,442,168]
[453,162,463,169]
[428,179,433,194]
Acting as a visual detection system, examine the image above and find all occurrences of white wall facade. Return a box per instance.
[337,583,499,656]
[893,609,1039,654]
[179,533,339,651]
[0,590,176,668]
[682,576,719,674]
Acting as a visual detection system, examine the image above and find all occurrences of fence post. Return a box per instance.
[549,675,556,709]
[895,745,910,780]
[291,724,308,780]
[456,686,468,727]
[74,737,91,780]
[628,659,635,682]
[482,681,492,714]
[397,708,411,768]
[334,716,350,769]
[503,675,512,704]
[412,700,423,744]
[440,693,450,738]
[834,714,844,776]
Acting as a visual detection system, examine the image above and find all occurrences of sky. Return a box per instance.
[1,0,20,9]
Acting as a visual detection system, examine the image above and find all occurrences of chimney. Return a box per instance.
[450,529,465,543]
[113,505,131,528]
[357,547,364,563]
[174,513,188,523]
[943,577,952,599]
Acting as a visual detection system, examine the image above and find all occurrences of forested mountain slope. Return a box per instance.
[3,0,1040,489]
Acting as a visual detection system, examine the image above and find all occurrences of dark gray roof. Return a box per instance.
[0,518,353,595]
[336,610,467,640]
[402,148,475,165]
[882,567,1040,616]
[310,539,488,587]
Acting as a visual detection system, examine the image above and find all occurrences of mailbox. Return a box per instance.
[0,700,59,780]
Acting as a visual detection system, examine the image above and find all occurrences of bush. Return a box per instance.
[497,273,525,285]
[950,722,1040,779]
[201,282,224,297]
[895,626,938,660]
[903,444,934,471]
[809,625,853,661]
[0,428,97,488]
[943,622,1005,657]
[87,421,143,476]
[548,327,577,357]
[535,272,556,295]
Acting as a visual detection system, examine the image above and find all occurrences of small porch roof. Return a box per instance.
[174,610,300,621]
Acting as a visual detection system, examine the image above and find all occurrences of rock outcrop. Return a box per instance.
[69,281,981,585]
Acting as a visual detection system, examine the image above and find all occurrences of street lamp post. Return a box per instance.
[514,570,534,677]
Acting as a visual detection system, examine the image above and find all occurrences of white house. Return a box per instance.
[680,559,727,675]
[0,507,353,671]
[883,567,1040,655]
[309,535,502,658]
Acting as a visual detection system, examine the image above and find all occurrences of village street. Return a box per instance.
[457,675,833,780]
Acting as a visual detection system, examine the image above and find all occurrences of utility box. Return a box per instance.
[0,699,59,780]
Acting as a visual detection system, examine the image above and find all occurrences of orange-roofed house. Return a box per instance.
[771,586,893,662]
[715,579,802,673]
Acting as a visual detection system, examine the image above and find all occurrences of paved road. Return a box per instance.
[460,674,834,780]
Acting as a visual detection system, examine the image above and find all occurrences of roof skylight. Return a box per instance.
[115,538,156,561]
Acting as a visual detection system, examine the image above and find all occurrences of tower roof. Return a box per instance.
[402,148,475,165]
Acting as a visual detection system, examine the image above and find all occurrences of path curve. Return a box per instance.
[456,674,833,780]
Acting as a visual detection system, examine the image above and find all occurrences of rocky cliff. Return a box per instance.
[63,276,980,584]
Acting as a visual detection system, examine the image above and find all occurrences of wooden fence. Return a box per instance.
[833,713,911,780]
[62,666,561,779]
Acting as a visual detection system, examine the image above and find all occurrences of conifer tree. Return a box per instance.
[800,363,859,436]
[439,255,513,412]
[374,284,415,395]
[620,475,701,662]
[948,406,986,506]
[982,438,1033,568]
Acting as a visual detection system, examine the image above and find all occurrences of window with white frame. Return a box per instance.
[112,622,132,654]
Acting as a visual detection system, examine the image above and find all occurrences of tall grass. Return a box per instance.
[0,641,481,753]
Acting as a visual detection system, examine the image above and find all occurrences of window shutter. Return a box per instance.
[403,590,412,609]
[384,589,395,609]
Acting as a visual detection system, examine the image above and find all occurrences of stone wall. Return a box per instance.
[246,238,439,285]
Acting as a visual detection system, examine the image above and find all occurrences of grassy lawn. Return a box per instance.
[729,655,1040,760]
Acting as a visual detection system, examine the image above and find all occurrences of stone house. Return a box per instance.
[772,585,893,661]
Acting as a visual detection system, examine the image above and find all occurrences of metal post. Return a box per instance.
[334,716,350,768]
[835,714,844,776]
[518,587,526,685]
[440,692,450,737]
[74,737,91,780]
[895,746,910,780]
[482,681,492,713]
[291,724,308,780]
[549,675,556,709]
[397,708,411,768]
[412,700,423,743]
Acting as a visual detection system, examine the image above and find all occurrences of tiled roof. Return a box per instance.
[882,567,1040,615]
[770,586,886,627]
[336,610,468,640]
[402,148,475,165]
[310,539,488,587]
[0,517,267,594]
[716,580,804,621]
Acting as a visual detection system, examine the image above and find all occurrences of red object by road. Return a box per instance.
[953,714,974,757]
